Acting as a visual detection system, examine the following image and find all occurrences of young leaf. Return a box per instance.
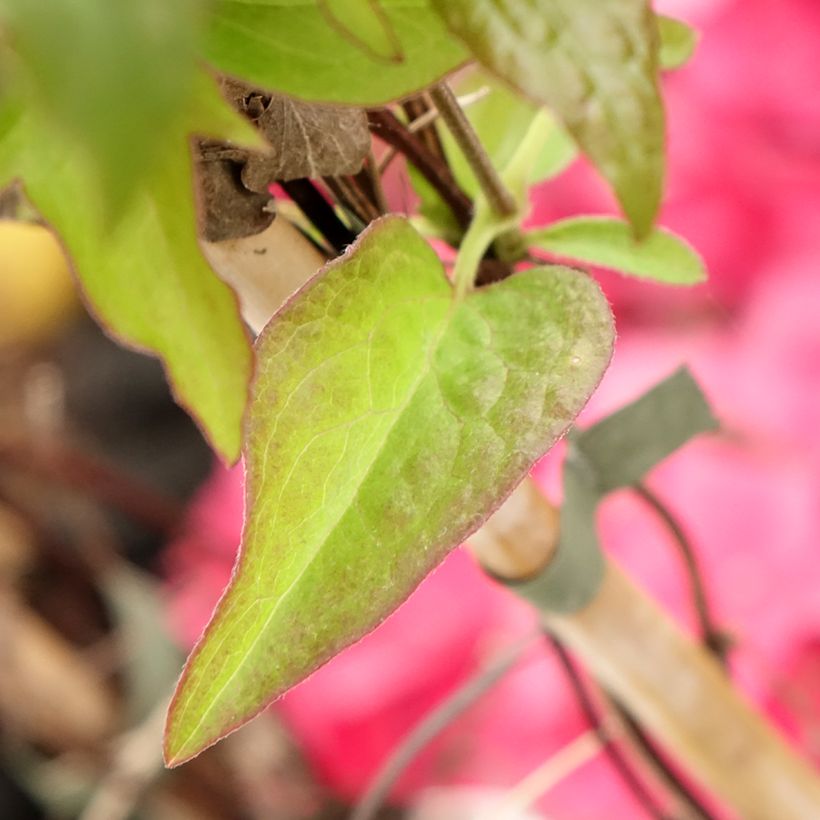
[430,0,666,238]
[164,216,614,764]
[658,15,699,70]
[529,216,707,285]
[1,76,256,462]
[204,0,469,105]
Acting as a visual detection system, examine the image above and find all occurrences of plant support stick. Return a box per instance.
[471,480,820,820]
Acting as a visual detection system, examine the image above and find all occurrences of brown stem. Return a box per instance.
[401,95,446,163]
[367,108,472,230]
[547,633,671,820]
[429,82,517,218]
[633,483,730,665]
[279,178,357,253]
[0,436,182,535]
[323,175,379,225]
[351,635,536,820]
[363,149,389,215]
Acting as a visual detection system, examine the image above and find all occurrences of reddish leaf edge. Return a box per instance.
[20,183,255,466]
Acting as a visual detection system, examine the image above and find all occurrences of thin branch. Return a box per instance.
[611,700,715,820]
[379,88,492,176]
[429,83,517,218]
[367,108,472,230]
[401,95,446,163]
[351,633,537,820]
[324,175,380,225]
[280,178,357,253]
[0,436,182,534]
[633,483,730,665]
[79,696,168,820]
[489,729,603,819]
[364,149,389,215]
[547,633,671,820]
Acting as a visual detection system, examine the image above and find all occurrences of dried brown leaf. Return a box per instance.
[221,78,370,186]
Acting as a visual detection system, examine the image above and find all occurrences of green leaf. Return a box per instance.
[658,15,699,70]
[2,75,255,461]
[164,216,614,764]
[0,0,203,210]
[574,367,718,494]
[205,0,468,106]
[430,0,666,237]
[529,216,707,285]
[319,0,402,62]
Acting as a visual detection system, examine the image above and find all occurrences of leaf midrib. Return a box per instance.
[173,291,456,753]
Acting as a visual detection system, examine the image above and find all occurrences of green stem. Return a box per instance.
[452,204,509,301]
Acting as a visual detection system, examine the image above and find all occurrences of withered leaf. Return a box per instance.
[194,147,275,242]
[219,78,371,188]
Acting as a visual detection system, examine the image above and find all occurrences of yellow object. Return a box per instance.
[0,220,78,348]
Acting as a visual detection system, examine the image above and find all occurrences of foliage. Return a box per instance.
[165,216,613,763]
[0,0,705,762]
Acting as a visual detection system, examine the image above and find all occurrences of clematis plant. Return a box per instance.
[0,0,710,767]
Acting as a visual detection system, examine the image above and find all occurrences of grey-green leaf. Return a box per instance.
[430,0,666,237]
[205,1,468,105]
[529,216,707,285]
[164,216,613,764]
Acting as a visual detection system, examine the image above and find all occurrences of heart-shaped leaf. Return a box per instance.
[164,216,614,765]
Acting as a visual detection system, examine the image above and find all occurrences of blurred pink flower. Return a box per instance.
[530,0,820,319]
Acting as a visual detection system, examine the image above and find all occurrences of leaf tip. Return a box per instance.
[162,675,217,769]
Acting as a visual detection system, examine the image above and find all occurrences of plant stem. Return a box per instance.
[611,699,714,819]
[367,108,472,230]
[351,634,536,820]
[547,633,670,819]
[364,149,389,214]
[546,561,820,819]
[633,483,729,666]
[279,179,356,253]
[430,82,518,219]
